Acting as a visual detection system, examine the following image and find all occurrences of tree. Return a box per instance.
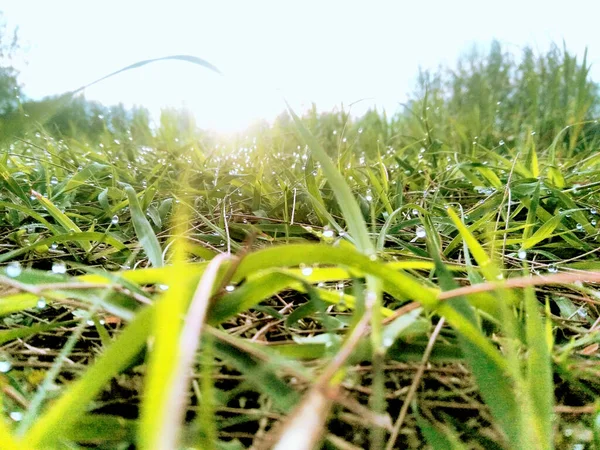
[0,12,20,115]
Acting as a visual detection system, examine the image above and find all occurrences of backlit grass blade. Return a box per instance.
[121,183,164,267]
[286,104,373,256]
[140,252,229,449]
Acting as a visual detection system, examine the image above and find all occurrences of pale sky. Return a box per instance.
[2,1,599,131]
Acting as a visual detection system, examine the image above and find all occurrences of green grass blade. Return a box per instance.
[121,183,164,267]
[23,305,154,448]
[286,104,373,256]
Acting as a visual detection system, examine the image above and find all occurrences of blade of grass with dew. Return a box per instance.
[0,201,60,235]
[30,189,92,252]
[521,212,564,250]
[121,183,163,267]
[0,231,127,263]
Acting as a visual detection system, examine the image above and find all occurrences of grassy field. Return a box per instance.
[0,41,599,449]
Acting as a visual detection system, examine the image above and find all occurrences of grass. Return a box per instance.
[0,40,599,448]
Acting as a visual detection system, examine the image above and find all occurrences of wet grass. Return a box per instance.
[0,41,599,448]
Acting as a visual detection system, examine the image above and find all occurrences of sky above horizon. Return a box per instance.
[2,1,599,131]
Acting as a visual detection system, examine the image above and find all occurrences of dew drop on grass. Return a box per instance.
[111,215,119,225]
[322,229,335,238]
[52,262,67,274]
[9,411,22,422]
[158,284,169,291]
[225,285,235,292]
[50,176,58,185]
[548,264,558,273]
[518,249,527,259]
[37,298,47,309]
[591,208,597,215]
[300,265,313,276]
[86,319,95,326]
[499,140,505,145]
[416,227,426,239]
[0,359,11,373]
[593,220,597,226]
[51,242,58,250]
[576,223,583,231]
[365,195,373,201]
[358,127,363,134]
[6,262,22,277]
[383,337,394,348]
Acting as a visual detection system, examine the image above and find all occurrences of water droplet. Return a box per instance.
[591,208,597,215]
[86,319,95,326]
[518,250,527,259]
[6,262,22,277]
[51,242,58,250]
[383,337,394,347]
[499,140,505,145]
[301,265,313,276]
[365,195,373,201]
[37,298,47,309]
[531,131,536,136]
[322,229,335,238]
[416,227,426,239]
[50,176,58,185]
[592,219,597,226]
[358,127,363,134]
[0,359,12,373]
[9,412,22,422]
[332,130,338,135]
[51,262,67,274]
[577,308,587,318]
[158,284,169,291]
[111,215,119,225]
[548,264,558,273]
[225,285,235,292]
[576,223,583,231]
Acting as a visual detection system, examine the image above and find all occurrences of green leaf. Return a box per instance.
[121,183,164,267]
